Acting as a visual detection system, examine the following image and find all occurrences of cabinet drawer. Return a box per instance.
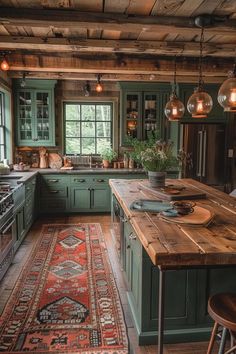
[70,176,92,185]
[41,175,67,185]
[41,187,68,198]
[25,178,36,197]
[92,176,109,186]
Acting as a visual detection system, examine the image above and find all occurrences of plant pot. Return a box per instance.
[148,171,166,188]
[102,159,110,168]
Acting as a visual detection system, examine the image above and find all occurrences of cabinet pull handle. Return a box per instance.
[50,190,59,193]
[129,232,136,240]
[48,179,59,183]
[127,245,131,249]
[96,179,105,183]
[26,187,31,191]
[75,179,86,182]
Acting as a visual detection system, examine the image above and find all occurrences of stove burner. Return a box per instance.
[0,182,11,192]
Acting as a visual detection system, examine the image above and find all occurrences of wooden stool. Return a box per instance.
[207,293,236,354]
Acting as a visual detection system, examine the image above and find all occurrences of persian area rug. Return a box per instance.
[0,224,128,354]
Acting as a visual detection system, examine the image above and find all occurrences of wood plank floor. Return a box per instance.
[0,214,219,354]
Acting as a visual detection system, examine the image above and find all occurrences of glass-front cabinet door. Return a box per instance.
[143,93,158,140]
[15,80,56,147]
[18,91,33,142]
[36,91,51,142]
[122,91,142,143]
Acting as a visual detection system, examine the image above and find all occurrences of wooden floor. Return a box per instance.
[0,214,219,354]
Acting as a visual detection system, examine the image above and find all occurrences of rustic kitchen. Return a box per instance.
[0,1,236,354]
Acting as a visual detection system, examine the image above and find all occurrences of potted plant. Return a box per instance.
[100,146,117,168]
[140,140,178,188]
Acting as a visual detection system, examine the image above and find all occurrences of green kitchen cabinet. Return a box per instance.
[70,175,111,212]
[122,219,197,345]
[14,79,57,146]
[40,174,69,212]
[24,176,37,231]
[119,82,174,146]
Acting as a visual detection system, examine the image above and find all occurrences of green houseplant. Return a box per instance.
[140,140,178,187]
[100,146,117,168]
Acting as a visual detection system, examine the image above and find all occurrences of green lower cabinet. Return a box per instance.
[40,175,69,212]
[122,219,236,345]
[92,187,111,211]
[70,187,91,212]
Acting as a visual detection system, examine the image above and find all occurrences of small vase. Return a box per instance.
[148,171,166,188]
[102,159,110,168]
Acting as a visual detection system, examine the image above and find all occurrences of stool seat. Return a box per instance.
[207,293,236,354]
[208,293,236,332]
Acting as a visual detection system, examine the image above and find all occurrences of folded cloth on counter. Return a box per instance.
[129,199,173,212]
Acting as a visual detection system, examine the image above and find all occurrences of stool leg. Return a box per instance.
[207,322,219,354]
[218,327,227,354]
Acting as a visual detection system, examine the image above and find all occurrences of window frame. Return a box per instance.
[63,101,113,156]
[0,92,6,162]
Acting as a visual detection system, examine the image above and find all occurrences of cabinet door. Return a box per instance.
[143,93,158,140]
[17,90,34,144]
[70,187,91,211]
[121,91,142,145]
[15,81,56,146]
[91,187,111,211]
[35,90,53,144]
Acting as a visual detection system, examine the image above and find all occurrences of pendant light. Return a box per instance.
[218,62,236,112]
[0,53,10,71]
[187,27,213,118]
[95,74,103,93]
[164,57,185,121]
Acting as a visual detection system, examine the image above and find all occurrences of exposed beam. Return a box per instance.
[0,7,236,36]
[0,35,236,58]
[8,71,226,83]
[7,54,232,79]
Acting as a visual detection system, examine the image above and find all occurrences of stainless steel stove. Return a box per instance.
[0,185,16,281]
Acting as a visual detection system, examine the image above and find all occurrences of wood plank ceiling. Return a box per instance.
[0,0,235,82]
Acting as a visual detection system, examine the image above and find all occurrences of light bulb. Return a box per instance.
[172,106,178,116]
[96,83,103,93]
[0,58,9,71]
[229,88,236,104]
[196,100,204,113]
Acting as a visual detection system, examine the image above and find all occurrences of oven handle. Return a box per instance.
[1,218,14,234]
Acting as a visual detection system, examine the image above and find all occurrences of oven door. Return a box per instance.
[0,212,14,280]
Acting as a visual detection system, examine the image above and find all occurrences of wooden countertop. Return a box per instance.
[109,178,236,268]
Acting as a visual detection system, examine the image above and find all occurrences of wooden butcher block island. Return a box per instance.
[109,178,236,346]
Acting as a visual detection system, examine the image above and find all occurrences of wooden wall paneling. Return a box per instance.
[69,0,104,12]
[125,0,156,15]
[102,30,121,40]
[104,0,131,13]
[192,0,223,16]
[174,0,205,16]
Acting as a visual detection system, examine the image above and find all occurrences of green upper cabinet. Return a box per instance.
[179,83,227,123]
[119,82,175,146]
[14,79,57,146]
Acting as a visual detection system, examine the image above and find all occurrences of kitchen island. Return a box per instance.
[109,178,236,350]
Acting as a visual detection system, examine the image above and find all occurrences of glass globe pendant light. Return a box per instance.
[164,57,185,121]
[187,27,213,118]
[218,63,236,112]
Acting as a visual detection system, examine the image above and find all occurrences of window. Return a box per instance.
[64,102,113,155]
[0,92,6,162]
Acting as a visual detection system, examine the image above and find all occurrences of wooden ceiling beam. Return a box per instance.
[0,35,236,57]
[6,54,232,78]
[8,71,225,84]
[0,7,236,36]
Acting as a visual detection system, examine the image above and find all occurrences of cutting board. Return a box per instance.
[160,206,214,226]
[48,153,63,169]
[138,180,206,200]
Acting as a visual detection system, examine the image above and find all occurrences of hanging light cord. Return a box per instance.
[173,56,177,96]
[198,27,204,88]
